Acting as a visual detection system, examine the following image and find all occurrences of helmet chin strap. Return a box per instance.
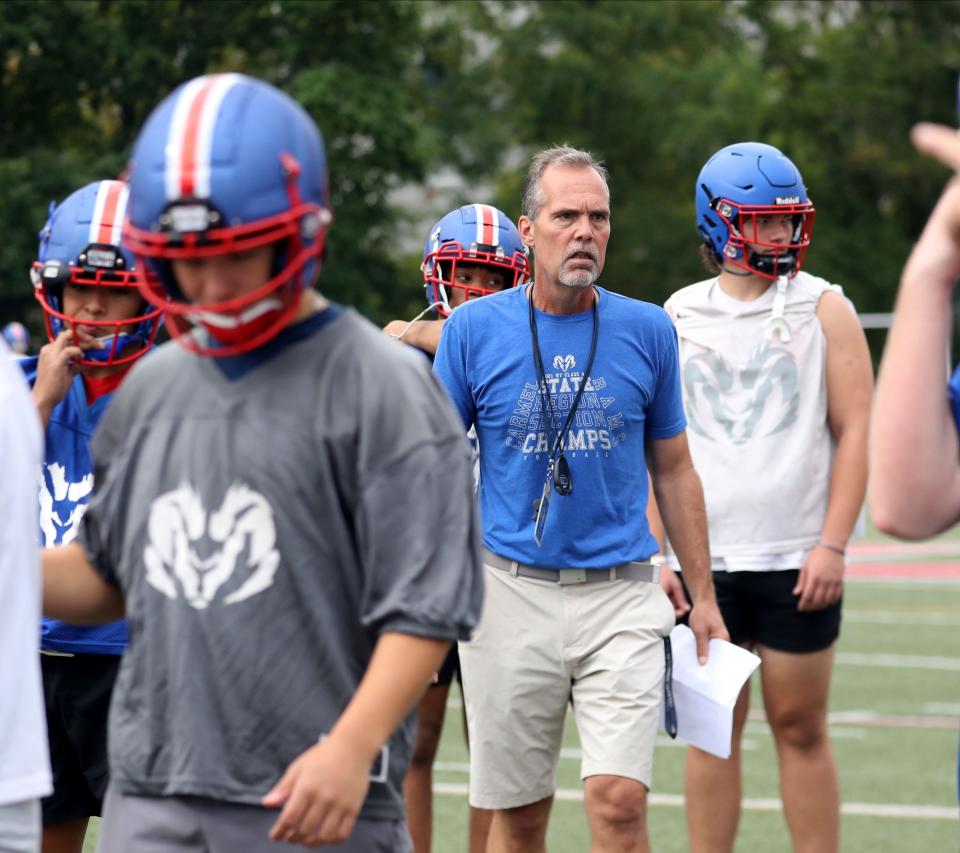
[389,301,445,341]
[751,248,797,278]
[77,329,145,364]
[721,263,753,278]
[435,282,452,316]
[762,276,792,343]
[190,297,284,330]
[719,246,793,342]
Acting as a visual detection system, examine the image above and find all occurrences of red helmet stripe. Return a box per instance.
[180,78,219,197]
[474,203,498,247]
[165,74,242,201]
[90,181,126,246]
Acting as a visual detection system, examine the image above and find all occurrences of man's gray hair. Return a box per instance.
[521,146,610,220]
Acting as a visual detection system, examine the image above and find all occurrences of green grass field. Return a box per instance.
[430,577,960,852]
[82,536,959,853]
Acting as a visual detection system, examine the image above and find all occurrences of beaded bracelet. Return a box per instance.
[817,541,846,556]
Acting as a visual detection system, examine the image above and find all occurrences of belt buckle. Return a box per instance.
[557,568,587,585]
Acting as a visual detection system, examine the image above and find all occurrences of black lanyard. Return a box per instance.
[528,284,600,496]
[663,636,678,738]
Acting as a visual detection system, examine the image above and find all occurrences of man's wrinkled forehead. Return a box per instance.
[538,164,610,213]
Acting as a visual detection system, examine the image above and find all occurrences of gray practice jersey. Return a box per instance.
[76,306,483,819]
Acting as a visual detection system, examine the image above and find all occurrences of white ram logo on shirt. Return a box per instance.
[38,462,94,547]
[683,343,799,445]
[143,483,281,609]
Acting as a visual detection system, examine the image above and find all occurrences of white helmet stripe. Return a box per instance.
[88,181,110,244]
[192,73,243,199]
[165,76,209,201]
[110,184,129,246]
[88,181,127,247]
[164,73,243,201]
[473,203,499,247]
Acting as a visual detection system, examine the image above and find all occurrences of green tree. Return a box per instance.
[4,0,960,351]
[0,0,496,331]
[474,0,960,342]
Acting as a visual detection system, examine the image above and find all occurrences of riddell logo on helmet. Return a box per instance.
[775,196,801,205]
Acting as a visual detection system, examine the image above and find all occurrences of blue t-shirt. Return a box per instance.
[433,284,686,569]
[945,369,960,801]
[21,357,127,654]
[949,364,960,435]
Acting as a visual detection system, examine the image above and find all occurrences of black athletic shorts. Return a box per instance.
[41,652,120,824]
[433,644,460,688]
[682,569,841,653]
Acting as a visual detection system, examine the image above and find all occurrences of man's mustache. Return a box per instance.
[562,245,598,263]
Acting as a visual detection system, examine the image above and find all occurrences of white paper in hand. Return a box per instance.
[658,623,761,758]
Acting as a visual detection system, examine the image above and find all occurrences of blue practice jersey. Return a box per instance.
[949,364,960,436]
[433,285,686,569]
[20,357,126,654]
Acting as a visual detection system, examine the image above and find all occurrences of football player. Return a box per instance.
[659,142,872,853]
[24,179,160,853]
[383,203,529,357]
[2,320,31,355]
[40,73,482,852]
[388,204,528,853]
[0,335,50,853]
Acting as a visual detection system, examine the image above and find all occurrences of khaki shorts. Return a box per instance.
[459,560,675,810]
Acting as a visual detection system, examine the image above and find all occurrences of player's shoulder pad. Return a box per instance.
[664,276,715,311]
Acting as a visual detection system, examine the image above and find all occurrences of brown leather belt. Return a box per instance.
[482,547,660,586]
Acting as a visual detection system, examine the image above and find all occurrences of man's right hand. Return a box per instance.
[687,597,729,666]
[32,329,101,427]
[659,566,691,620]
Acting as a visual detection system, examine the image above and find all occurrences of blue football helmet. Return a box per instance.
[124,73,332,357]
[421,204,530,316]
[2,321,30,355]
[696,142,815,279]
[32,180,162,367]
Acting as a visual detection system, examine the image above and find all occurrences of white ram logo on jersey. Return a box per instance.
[144,483,281,609]
[683,343,799,445]
[38,462,94,547]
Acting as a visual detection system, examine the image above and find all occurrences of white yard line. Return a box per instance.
[744,709,958,730]
[849,541,960,558]
[844,610,960,626]
[846,578,960,589]
[835,652,960,672]
[923,703,960,715]
[432,784,958,820]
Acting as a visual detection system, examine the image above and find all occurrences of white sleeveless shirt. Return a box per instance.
[663,271,848,569]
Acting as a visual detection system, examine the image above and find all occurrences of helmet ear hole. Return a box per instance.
[41,261,73,290]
